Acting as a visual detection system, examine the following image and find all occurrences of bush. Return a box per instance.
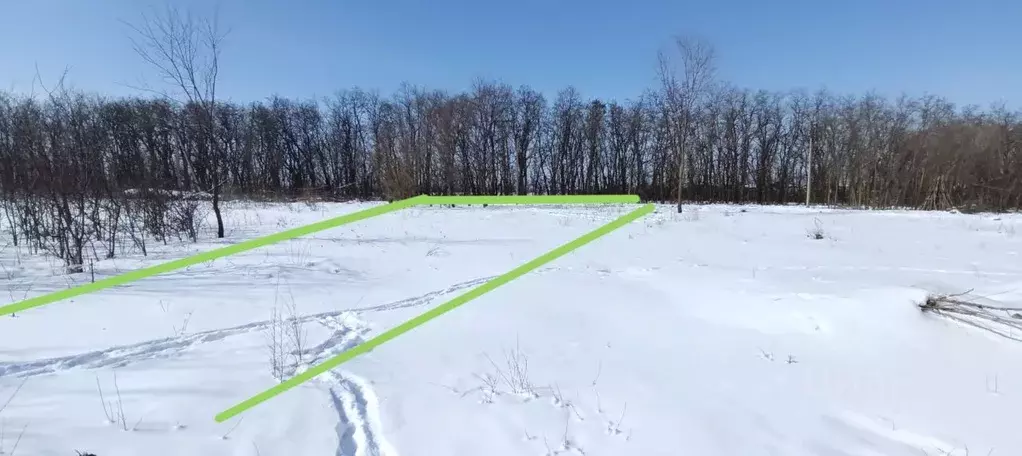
[806,218,825,240]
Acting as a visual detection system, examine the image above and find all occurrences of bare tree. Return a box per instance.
[513,87,544,195]
[659,36,716,212]
[126,5,228,237]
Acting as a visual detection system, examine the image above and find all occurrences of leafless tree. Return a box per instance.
[126,5,228,237]
[659,36,716,212]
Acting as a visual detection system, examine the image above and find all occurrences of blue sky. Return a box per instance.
[2,0,1020,107]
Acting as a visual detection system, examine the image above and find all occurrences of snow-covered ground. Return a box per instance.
[1,201,1021,456]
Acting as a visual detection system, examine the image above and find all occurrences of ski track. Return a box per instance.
[323,369,396,456]
[0,275,499,379]
[0,271,550,455]
[0,261,564,456]
[309,311,395,456]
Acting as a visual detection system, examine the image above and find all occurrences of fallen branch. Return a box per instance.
[921,291,1022,342]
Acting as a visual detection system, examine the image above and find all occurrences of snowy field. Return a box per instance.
[1,201,1021,456]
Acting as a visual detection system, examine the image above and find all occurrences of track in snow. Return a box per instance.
[0,276,492,380]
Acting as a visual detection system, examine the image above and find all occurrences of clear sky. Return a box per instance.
[2,0,1020,107]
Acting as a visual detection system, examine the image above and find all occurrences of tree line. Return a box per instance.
[4,80,1020,205]
[2,35,1021,272]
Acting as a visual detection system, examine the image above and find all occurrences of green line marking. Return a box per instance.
[0,192,649,421]
[0,194,637,317]
[214,203,654,422]
[0,197,422,317]
[420,194,640,205]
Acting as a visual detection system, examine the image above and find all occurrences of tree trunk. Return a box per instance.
[213,188,225,238]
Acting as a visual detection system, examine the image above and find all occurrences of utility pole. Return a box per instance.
[676,123,685,214]
[806,122,813,206]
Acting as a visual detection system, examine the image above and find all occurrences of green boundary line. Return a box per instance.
[0,194,637,317]
[420,194,639,205]
[0,196,419,316]
[0,193,651,421]
[214,202,653,422]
